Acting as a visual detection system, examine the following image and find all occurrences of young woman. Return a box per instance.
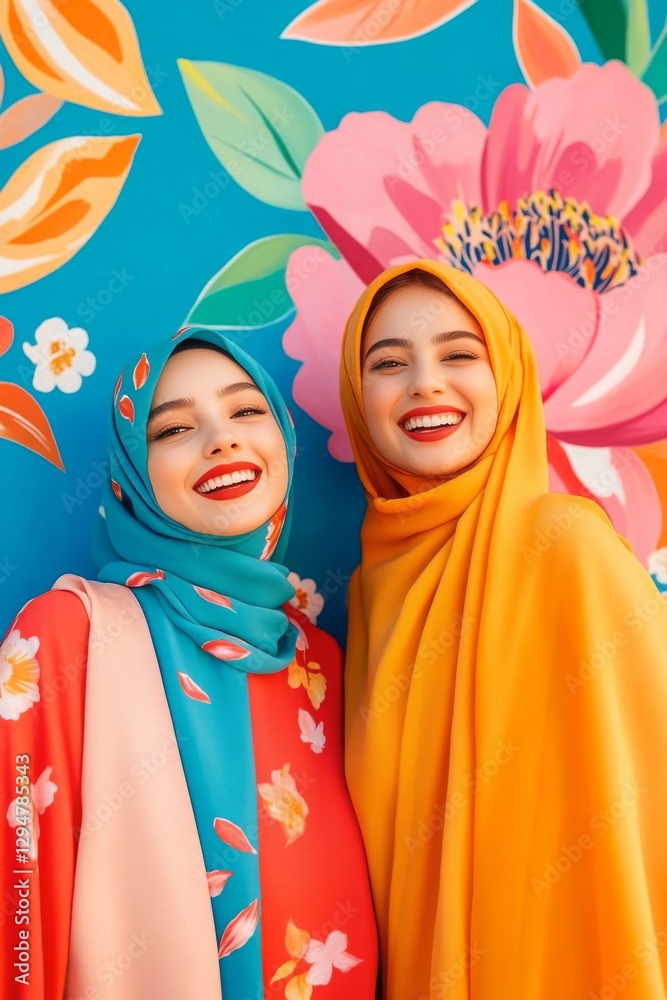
[1,328,378,999]
[339,260,667,1000]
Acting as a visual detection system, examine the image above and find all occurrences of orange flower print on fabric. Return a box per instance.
[0,628,40,721]
[258,764,308,844]
[271,920,362,998]
[285,613,327,710]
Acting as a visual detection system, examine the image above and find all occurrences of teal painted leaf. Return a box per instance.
[177,59,324,210]
[625,0,651,75]
[186,234,339,329]
[641,23,667,102]
[578,0,627,61]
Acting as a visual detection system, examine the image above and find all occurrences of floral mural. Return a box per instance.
[1,0,666,643]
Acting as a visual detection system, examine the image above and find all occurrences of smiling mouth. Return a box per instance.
[399,411,466,442]
[194,467,261,501]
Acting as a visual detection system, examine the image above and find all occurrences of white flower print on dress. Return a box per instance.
[23,317,96,393]
[287,573,324,624]
[6,766,57,860]
[0,629,40,721]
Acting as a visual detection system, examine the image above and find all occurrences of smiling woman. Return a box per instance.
[0,328,378,1000]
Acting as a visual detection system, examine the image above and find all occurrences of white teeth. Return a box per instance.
[196,469,257,493]
[403,413,463,431]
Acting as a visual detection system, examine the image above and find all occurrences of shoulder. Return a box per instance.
[520,493,634,569]
[4,590,89,642]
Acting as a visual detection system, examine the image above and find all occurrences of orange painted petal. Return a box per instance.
[111,478,122,500]
[218,898,259,958]
[285,918,310,959]
[282,0,477,44]
[118,394,134,422]
[125,569,165,587]
[306,672,327,710]
[0,93,63,151]
[194,586,234,610]
[202,639,250,660]
[513,0,580,88]
[113,370,123,403]
[213,817,257,854]
[285,974,313,1000]
[0,0,162,115]
[132,352,150,389]
[271,959,298,984]
[0,134,140,294]
[176,671,212,704]
[0,316,14,356]
[0,381,64,470]
[206,869,233,896]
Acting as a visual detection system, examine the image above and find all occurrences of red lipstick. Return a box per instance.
[398,405,466,443]
[192,462,262,501]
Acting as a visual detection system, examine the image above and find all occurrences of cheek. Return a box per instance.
[362,379,399,433]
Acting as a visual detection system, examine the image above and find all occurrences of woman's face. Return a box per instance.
[147,348,288,536]
[361,284,498,488]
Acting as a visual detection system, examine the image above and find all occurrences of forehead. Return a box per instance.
[153,348,254,400]
[365,284,485,344]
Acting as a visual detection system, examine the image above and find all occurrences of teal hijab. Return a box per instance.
[92,327,299,993]
[93,326,298,672]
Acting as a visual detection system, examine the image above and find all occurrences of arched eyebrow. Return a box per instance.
[147,381,261,424]
[363,330,485,363]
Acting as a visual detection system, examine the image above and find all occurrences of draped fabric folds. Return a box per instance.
[339,259,667,1000]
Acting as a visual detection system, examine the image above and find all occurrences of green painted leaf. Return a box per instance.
[178,59,324,210]
[579,0,628,61]
[186,234,339,329]
[641,22,667,102]
[625,0,651,74]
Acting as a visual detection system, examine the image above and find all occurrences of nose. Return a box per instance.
[203,420,240,457]
[407,360,447,399]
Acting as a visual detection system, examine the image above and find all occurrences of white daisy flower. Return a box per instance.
[23,317,96,393]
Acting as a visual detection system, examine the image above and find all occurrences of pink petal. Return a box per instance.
[0,93,63,150]
[544,263,667,444]
[482,62,658,221]
[176,671,211,703]
[556,442,661,566]
[202,639,250,660]
[302,104,487,279]
[624,132,667,258]
[282,0,478,45]
[218,898,259,958]
[206,869,233,896]
[132,352,150,390]
[126,569,165,587]
[474,260,599,401]
[213,817,257,854]
[283,247,362,461]
[194,586,234,610]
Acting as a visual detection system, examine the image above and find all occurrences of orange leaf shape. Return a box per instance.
[0,0,162,115]
[213,817,257,854]
[513,0,580,88]
[281,0,477,44]
[218,898,259,958]
[118,394,134,422]
[111,478,122,500]
[206,869,233,896]
[113,370,123,403]
[177,671,212,703]
[0,316,13,356]
[202,639,250,661]
[285,918,311,959]
[0,93,63,151]
[0,133,140,294]
[271,959,298,984]
[125,569,165,587]
[285,974,313,1000]
[194,586,234,610]
[132,352,149,389]
[0,381,64,469]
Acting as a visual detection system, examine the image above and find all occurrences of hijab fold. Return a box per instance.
[340,260,667,1000]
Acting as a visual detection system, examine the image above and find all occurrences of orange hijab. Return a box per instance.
[340,260,667,1000]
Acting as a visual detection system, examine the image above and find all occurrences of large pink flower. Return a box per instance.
[283,61,667,565]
